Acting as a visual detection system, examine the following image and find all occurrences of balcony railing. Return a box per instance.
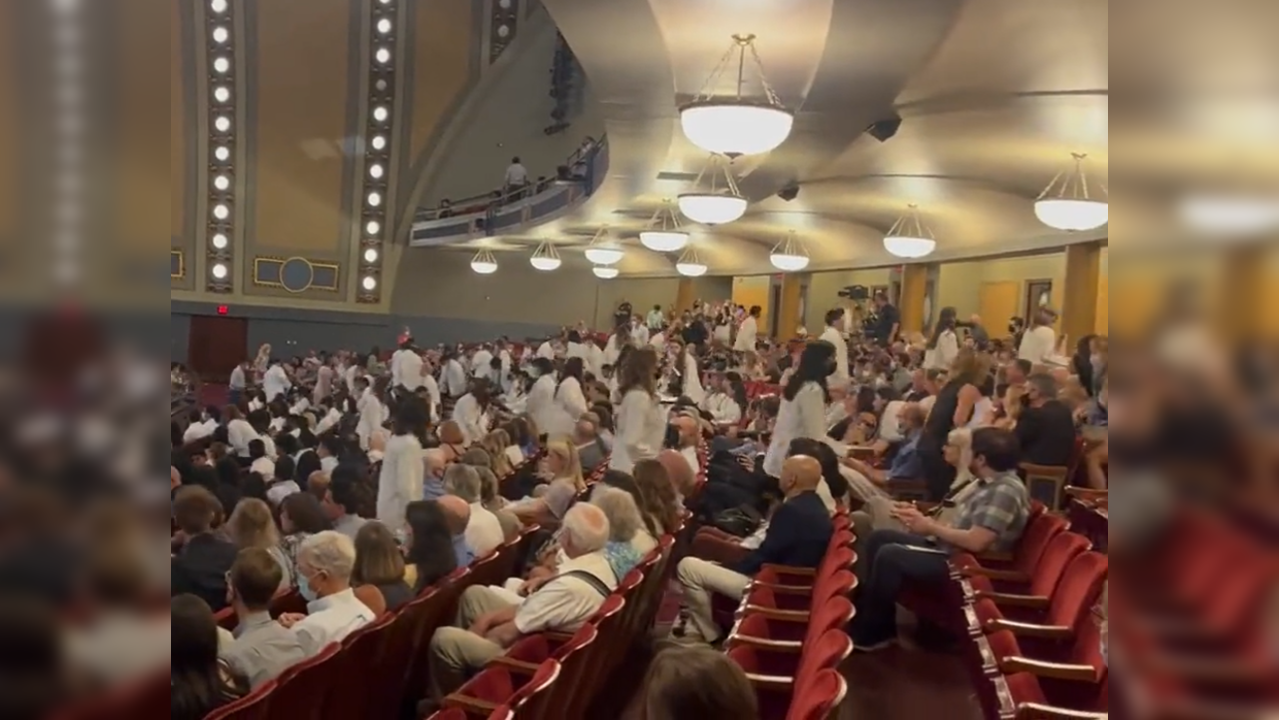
[409,137,607,247]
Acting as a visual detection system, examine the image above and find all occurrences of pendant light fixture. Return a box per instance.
[1035,152,1109,231]
[470,248,498,274]
[583,226,624,265]
[529,242,562,271]
[883,204,938,259]
[678,154,748,225]
[592,266,619,279]
[675,244,708,277]
[679,34,794,158]
[639,201,690,253]
[769,231,810,272]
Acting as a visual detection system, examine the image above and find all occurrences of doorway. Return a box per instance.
[187,315,248,382]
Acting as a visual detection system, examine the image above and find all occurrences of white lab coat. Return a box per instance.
[263,365,291,403]
[586,344,605,380]
[545,377,588,439]
[442,359,468,397]
[763,382,830,478]
[422,375,442,423]
[682,352,705,404]
[735,317,759,353]
[525,375,558,438]
[925,330,960,370]
[609,389,666,474]
[227,418,259,457]
[701,392,742,426]
[399,352,425,392]
[537,342,556,360]
[356,390,386,451]
[819,325,850,387]
[471,350,494,378]
[451,394,489,444]
[376,434,424,536]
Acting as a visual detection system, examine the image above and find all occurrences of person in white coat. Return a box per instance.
[585,338,606,381]
[603,324,632,368]
[354,377,387,451]
[451,384,492,445]
[441,352,468,399]
[700,371,744,426]
[470,345,494,378]
[546,357,589,440]
[398,348,425,394]
[565,331,590,366]
[818,308,851,390]
[376,406,425,537]
[924,307,961,371]
[763,340,838,479]
[610,347,666,474]
[524,358,558,439]
[536,338,557,361]
[734,306,762,353]
[262,359,292,404]
[675,341,705,404]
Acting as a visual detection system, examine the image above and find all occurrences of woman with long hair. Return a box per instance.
[403,501,459,593]
[610,347,666,473]
[548,357,589,440]
[762,340,836,479]
[917,349,991,501]
[377,402,426,537]
[351,521,413,614]
[636,647,758,720]
[631,459,682,537]
[674,340,706,404]
[512,440,584,526]
[224,498,292,590]
[170,595,248,720]
[1072,334,1099,397]
[924,306,960,370]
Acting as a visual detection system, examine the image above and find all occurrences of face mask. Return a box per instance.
[298,571,319,603]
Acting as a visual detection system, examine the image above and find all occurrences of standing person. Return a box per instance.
[762,340,837,480]
[1071,335,1099,397]
[916,350,991,501]
[611,347,666,473]
[547,358,589,440]
[376,404,426,537]
[441,350,468,399]
[924,307,960,371]
[262,358,291,404]
[818,308,850,389]
[871,291,900,347]
[228,360,249,407]
[965,314,991,351]
[503,156,528,197]
[734,306,761,354]
[646,304,666,331]
[524,358,558,442]
[1018,307,1059,365]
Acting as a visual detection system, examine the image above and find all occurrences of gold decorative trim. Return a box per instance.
[171,250,185,279]
[252,256,341,293]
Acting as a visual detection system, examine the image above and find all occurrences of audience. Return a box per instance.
[324,466,370,540]
[638,646,759,720]
[427,503,615,701]
[436,496,477,568]
[171,594,248,720]
[443,463,506,557]
[277,531,375,656]
[1015,373,1078,467]
[225,498,294,591]
[220,548,307,689]
[351,521,414,614]
[404,500,461,593]
[171,485,239,612]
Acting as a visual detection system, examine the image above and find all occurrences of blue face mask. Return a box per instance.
[298,572,319,603]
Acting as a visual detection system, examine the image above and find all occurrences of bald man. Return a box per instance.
[434,496,476,568]
[671,455,834,646]
[423,448,449,501]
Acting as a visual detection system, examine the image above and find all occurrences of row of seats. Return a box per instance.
[719,512,857,720]
[896,505,1109,719]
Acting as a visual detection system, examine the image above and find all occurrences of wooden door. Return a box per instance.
[979,281,1020,342]
[188,315,248,382]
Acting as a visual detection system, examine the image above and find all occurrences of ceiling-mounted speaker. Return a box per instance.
[777,183,800,202]
[866,114,903,143]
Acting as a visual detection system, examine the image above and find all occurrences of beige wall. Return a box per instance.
[805,267,893,331]
[392,249,731,330]
[935,252,1066,322]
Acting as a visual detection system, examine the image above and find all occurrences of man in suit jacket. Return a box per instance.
[672,455,833,645]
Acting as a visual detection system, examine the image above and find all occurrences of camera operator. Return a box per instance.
[870,291,900,348]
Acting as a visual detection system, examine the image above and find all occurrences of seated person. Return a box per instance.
[673,456,833,645]
[435,496,477,568]
[404,501,460,593]
[850,428,1030,651]
[509,441,583,527]
[351,522,415,614]
[69,546,172,688]
[220,548,307,689]
[276,532,376,656]
[426,504,616,701]
[841,404,927,489]
[171,485,239,612]
[423,449,450,502]
[1016,373,1079,467]
[443,464,506,558]
[573,413,608,472]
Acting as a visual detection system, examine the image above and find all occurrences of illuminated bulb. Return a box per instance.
[212,26,229,44]
[367,192,382,207]
[363,248,379,263]
[213,57,230,74]
[375,48,391,64]
[373,106,388,122]
[366,221,381,235]
[211,263,228,279]
[213,175,230,191]
[211,233,229,249]
[214,116,231,132]
[362,276,378,291]
[212,204,230,220]
[210,0,228,13]
[369,164,384,179]
[214,146,231,162]
[370,136,387,151]
[377,18,392,33]
[213,86,231,103]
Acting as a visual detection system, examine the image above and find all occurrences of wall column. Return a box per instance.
[776,273,805,340]
[674,278,696,315]
[1062,241,1103,346]
[1221,242,1277,341]
[899,264,929,336]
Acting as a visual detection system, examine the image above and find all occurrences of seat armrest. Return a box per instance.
[1016,703,1108,720]
[1000,656,1101,683]
[486,656,541,674]
[963,566,1031,583]
[975,550,1015,565]
[748,581,814,594]
[985,618,1074,641]
[963,604,984,637]
[443,694,502,715]
[727,634,804,653]
[744,672,795,693]
[542,631,575,643]
[759,564,816,577]
[973,635,1000,676]
[736,605,811,622]
[976,591,1051,610]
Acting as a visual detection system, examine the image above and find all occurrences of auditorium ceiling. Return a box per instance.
[462,0,1279,275]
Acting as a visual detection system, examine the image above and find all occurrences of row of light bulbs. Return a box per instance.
[467,34,1108,279]
[357,0,400,299]
[206,0,236,288]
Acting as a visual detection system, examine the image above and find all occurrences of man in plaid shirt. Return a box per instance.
[850,428,1031,652]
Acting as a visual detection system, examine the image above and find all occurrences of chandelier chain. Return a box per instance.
[691,35,783,107]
